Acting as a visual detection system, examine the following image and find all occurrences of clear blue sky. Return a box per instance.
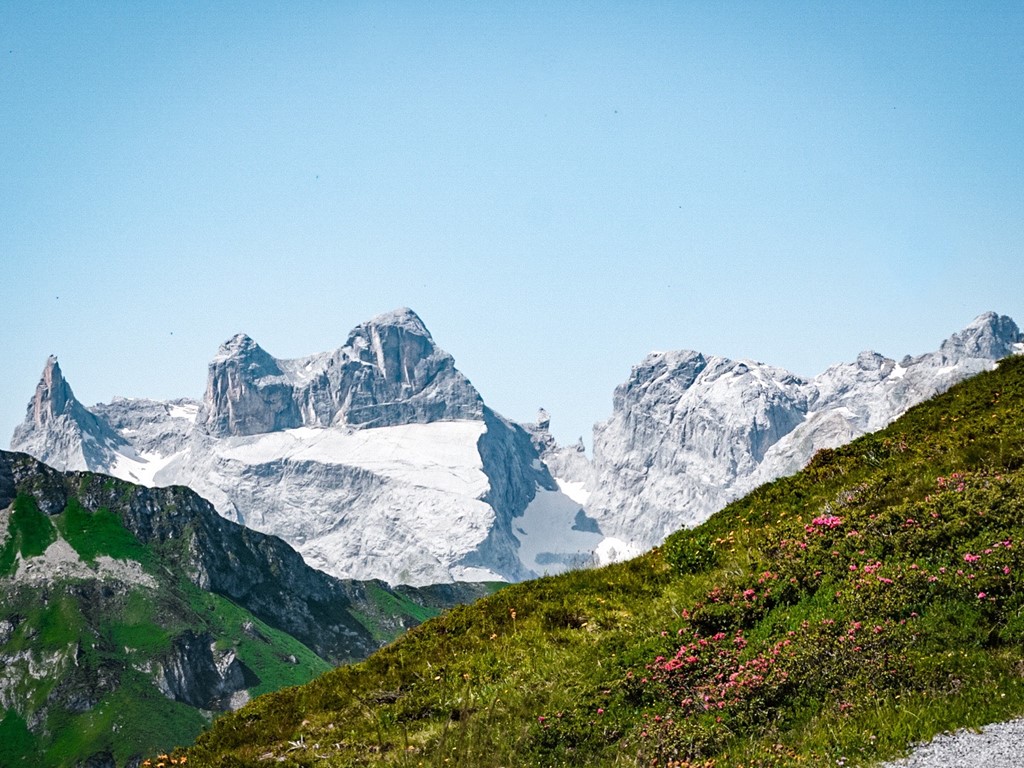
[3,2,1023,450]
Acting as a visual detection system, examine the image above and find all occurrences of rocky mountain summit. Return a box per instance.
[10,309,592,586]
[586,311,1024,549]
[199,308,483,437]
[10,356,128,471]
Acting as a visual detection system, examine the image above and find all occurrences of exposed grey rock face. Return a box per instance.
[91,397,198,455]
[460,407,556,582]
[10,357,127,471]
[198,308,483,437]
[935,311,1021,362]
[524,409,593,488]
[49,632,119,714]
[588,312,1024,549]
[200,334,304,437]
[156,630,254,710]
[589,351,808,546]
[333,308,484,428]
[750,312,1023,486]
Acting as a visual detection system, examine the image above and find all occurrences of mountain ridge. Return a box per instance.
[0,449,492,663]
[586,310,1024,549]
[198,306,483,437]
[10,309,582,586]
[10,310,1022,587]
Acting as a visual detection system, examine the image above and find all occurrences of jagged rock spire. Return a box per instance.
[11,356,125,471]
[28,356,76,427]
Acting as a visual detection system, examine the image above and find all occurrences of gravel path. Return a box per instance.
[878,718,1024,767]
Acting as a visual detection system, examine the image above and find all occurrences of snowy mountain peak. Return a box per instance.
[343,307,443,386]
[201,332,298,437]
[214,332,264,358]
[20,355,94,436]
[9,311,548,584]
[588,312,1023,553]
[223,331,255,348]
[613,350,708,412]
[332,308,482,428]
[197,309,484,437]
[937,312,1021,364]
[212,334,287,378]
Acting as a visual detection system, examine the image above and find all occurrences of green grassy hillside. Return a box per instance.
[0,455,495,768]
[182,355,1024,767]
[0,493,331,767]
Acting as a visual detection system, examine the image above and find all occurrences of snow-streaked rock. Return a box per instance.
[588,312,1024,551]
[10,356,128,471]
[165,421,506,585]
[10,309,576,586]
[524,409,594,490]
[588,351,808,546]
[514,489,603,575]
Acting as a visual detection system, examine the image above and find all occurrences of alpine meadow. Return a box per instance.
[171,354,1024,766]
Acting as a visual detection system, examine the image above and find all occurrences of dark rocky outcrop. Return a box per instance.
[157,630,254,710]
[77,752,117,768]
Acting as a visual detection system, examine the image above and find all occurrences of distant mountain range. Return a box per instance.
[11,309,1023,586]
[10,309,608,586]
[584,311,1024,549]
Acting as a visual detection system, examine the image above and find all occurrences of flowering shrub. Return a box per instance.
[808,514,844,530]
[663,528,718,575]
[632,466,1024,764]
[645,630,795,721]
